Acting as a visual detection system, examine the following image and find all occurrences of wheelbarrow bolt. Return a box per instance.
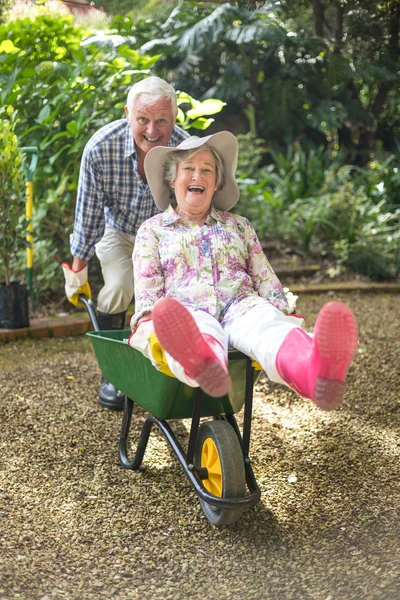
[195,467,209,480]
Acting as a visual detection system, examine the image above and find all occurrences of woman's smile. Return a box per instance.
[173,150,217,222]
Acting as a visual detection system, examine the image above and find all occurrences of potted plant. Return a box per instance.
[0,106,29,329]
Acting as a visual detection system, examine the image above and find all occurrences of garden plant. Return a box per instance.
[0,0,399,303]
[0,105,30,327]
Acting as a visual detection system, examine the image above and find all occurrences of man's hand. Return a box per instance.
[62,262,92,307]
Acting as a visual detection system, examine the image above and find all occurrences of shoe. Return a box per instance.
[96,310,127,410]
[98,378,125,411]
[276,301,358,410]
[152,298,231,398]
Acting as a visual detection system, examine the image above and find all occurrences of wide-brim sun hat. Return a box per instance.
[144,131,239,211]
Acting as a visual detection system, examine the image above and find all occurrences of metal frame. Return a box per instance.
[118,353,261,511]
[80,294,261,512]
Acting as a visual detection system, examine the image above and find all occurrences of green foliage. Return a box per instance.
[348,247,396,282]
[0,7,225,297]
[0,106,26,285]
[0,11,146,294]
[176,92,226,130]
[94,0,179,19]
[2,1,399,293]
[126,0,400,161]
[235,132,280,240]
[236,139,400,280]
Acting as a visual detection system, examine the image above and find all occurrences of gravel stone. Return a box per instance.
[0,292,399,599]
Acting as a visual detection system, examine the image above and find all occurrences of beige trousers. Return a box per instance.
[95,226,136,314]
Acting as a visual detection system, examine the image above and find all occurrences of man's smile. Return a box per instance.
[144,134,162,143]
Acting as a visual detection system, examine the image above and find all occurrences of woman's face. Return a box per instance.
[173,150,217,219]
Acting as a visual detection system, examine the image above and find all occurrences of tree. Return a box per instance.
[127,0,399,162]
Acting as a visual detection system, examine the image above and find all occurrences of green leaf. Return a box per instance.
[21,67,36,78]
[186,99,226,118]
[176,107,185,126]
[36,105,51,124]
[66,121,78,135]
[0,40,20,54]
[188,117,214,130]
[118,44,141,66]
[138,54,161,69]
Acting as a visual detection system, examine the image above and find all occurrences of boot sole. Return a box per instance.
[152,298,231,398]
[314,302,358,410]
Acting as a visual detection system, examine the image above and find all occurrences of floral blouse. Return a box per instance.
[131,205,292,328]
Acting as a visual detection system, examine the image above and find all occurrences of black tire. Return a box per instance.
[194,420,246,526]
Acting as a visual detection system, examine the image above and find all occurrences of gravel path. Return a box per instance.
[0,292,399,600]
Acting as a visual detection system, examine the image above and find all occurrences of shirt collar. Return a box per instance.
[209,205,226,223]
[124,123,135,158]
[162,204,226,227]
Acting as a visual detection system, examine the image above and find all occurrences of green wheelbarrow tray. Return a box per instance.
[87,328,254,420]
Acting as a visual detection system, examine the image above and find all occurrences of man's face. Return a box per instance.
[125,98,175,157]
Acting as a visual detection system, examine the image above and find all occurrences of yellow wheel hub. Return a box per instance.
[201,437,223,497]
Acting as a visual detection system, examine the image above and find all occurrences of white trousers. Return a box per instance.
[129,297,305,388]
[224,299,304,386]
[95,226,135,314]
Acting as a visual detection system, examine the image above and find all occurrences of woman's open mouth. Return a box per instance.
[187,185,205,194]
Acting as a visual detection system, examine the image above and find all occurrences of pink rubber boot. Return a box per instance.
[152,298,232,398]
[275,302,358,410]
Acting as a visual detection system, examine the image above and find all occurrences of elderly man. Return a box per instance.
[63,76,189,410]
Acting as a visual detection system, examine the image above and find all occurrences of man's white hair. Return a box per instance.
[126,76,178,117]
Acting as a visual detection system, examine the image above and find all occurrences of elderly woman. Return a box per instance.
[128,132,358,408]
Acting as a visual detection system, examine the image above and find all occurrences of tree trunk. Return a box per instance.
[370,1,399,118]
[357,1,400,162]
[312,0,325,37]
[333,1,343,54]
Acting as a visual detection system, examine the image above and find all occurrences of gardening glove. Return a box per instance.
[128,319,174,378]
[62,262,92,308]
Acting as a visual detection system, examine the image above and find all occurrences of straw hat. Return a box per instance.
[144,131,239,211]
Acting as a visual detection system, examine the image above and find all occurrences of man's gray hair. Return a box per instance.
[126,76,178,117]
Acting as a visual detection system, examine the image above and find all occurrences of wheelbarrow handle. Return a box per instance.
[79,294,100,331]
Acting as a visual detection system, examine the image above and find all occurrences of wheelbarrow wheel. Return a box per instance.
[195,419,246,526]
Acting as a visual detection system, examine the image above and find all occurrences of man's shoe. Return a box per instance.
[98,378,125,411]
[96,310,127,410]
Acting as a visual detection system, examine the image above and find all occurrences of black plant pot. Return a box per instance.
[0,281,30,329]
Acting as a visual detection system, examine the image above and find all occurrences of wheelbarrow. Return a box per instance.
[81,295,261,526]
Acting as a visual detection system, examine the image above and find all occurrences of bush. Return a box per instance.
[235,141,400,280]
[0,6,226,299]
[0,107,26,285]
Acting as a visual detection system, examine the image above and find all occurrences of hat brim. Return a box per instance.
[144,131,240,211]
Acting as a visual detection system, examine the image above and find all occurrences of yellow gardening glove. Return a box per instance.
[149,332,175,378]
[62,262,92,308]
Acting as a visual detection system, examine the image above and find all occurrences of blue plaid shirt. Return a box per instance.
[70,119,189,260]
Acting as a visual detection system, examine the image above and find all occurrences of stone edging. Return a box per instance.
[1,282,398,342]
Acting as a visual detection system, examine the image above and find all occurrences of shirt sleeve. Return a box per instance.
[70,144,107,260]
[131,221,165,327]
[243,218,293,314]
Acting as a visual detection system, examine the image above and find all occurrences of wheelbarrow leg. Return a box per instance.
[119,396,154,470]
